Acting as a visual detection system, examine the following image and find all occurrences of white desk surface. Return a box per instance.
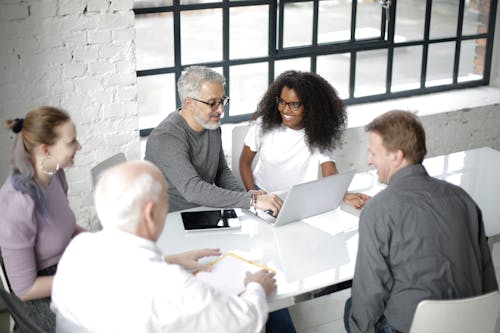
[157,207,360,310]
[156,147,500,310]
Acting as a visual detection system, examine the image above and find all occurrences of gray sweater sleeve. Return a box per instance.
[145,113,251,211]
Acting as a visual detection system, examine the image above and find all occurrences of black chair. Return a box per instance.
[0,289,45,333]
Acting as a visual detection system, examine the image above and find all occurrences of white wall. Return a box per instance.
[492,0,500,87]
[1,0,499,229]
[0,0,140,229]
[333,90,500,173]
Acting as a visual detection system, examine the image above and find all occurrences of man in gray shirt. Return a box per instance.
[145,66,282,214]
[345,110,497,333]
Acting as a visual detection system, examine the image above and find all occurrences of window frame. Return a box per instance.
[135,0,498,137]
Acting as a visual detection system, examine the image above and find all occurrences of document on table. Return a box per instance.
[195,252,275,296]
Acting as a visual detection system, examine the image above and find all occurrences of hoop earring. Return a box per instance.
[40,155,60,176]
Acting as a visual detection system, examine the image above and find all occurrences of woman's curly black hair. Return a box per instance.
[252,70,347,152]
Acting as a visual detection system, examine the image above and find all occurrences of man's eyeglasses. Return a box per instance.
[190,96,230,110]
[276,97,302,111]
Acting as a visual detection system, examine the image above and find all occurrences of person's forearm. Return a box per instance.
[240,164,256,191]
[19,275,53,301]
[239,147,257,191]
[320,161,338,177]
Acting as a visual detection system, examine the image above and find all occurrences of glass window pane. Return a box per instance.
[181,9,222,64]
[138,74,176,129]
[458,38,485,82]
[463,0,490,35]
[228,63,268,117]
[275,58,311,78]
[355,49,387,97]
[135,14,174,71]
[230,6,268,59]
[318,0,351,44]
[426,42,454,86]
[356,0,382,40]
[391,46,422,92]
[317,53,350,99]
[394,1,426,41]
[430,0,459,39]
[283,2,313,47]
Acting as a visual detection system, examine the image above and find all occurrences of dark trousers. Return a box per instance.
[344,297,401,333]
[266,308,296,333]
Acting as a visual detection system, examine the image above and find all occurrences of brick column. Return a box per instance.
[0,0,140,229]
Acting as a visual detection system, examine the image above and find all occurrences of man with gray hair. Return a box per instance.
[145,65,283,215]
[51,160,277,332]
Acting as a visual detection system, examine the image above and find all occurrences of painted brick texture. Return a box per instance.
[0,0,139,229]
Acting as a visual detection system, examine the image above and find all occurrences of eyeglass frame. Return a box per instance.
[189,96,230,110]
[275,97,303,111]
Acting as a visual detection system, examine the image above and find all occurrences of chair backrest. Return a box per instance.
[231,124,258,185]
[0,289,46,333]
[409,291,500,333]
[91,152,126,187]
[0,249,11,293]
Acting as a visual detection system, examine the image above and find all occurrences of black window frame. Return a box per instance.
[135,0,498,137]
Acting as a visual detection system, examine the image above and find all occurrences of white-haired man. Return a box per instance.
[51,160,276,332]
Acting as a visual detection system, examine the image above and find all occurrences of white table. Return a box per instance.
[348,147,500,237]
[156,147,500,310]
[156,207,360,311]
[423,147,500,238]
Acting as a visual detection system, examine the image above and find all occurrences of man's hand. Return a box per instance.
[343,192,371,209]
[244,270,277,296]
[256,193,283,217]
[165,248,222,271]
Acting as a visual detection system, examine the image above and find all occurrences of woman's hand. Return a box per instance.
[343,192,371,209]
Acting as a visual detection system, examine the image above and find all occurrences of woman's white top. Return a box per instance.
[244,118,335,192]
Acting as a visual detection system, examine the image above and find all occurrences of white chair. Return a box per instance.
[409,291,500,333]
[0,257,10,293]
[91,152,126,187]
[231,124,251,186]
[231,124,261,187]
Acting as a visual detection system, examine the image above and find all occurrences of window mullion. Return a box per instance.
[453,0,465,84]
[420,0,433,88]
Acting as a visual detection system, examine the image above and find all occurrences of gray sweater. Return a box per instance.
[145,111,250,212]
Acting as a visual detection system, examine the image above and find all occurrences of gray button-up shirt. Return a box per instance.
[350,164,498,333]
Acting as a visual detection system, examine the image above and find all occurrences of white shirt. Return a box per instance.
[244,118,335,192]
[51,230,268,333]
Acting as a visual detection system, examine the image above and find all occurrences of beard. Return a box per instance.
[194,111,222,130]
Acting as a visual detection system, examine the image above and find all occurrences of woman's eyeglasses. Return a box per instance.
[276,97,302,111]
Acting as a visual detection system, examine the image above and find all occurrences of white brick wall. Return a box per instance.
[0,0,139,230]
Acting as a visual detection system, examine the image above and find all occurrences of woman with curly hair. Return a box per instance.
[240,70,369,208]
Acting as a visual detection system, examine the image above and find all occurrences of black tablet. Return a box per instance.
[181,209,241,231]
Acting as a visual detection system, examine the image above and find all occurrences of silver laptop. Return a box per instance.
[249,170,356,227]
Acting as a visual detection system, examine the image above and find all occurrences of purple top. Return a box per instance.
[0,169,76,295]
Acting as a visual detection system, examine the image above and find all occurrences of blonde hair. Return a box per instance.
[366,110,427,164]
[5,106,70,176]
[5,106,71,219]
